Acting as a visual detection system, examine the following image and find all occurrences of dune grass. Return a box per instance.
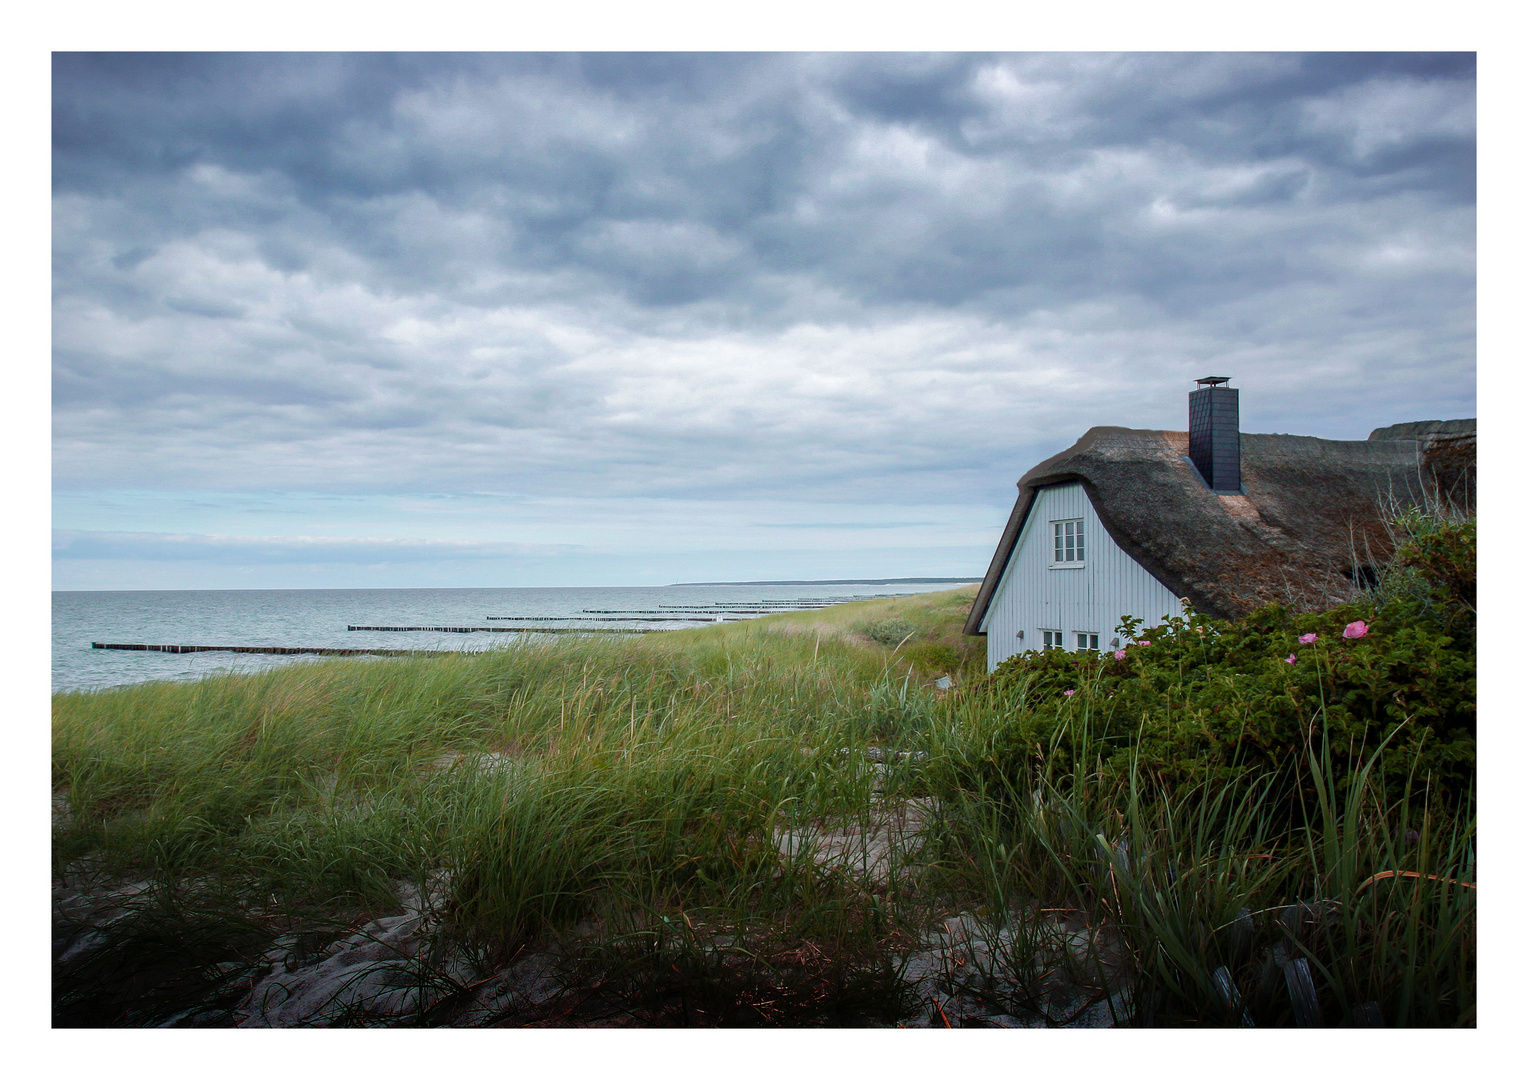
[52,583,1473,1027]
[54,596,964,1025]
[921,669,1475,1027]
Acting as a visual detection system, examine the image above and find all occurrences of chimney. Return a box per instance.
[1189,376,1240,493]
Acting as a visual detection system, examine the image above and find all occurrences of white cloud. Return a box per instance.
[1302,77,1476,159]
[52,53,1476,588]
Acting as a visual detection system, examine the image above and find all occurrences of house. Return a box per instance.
[963,377,1476,671]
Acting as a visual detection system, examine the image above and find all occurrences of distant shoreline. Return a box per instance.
[666,577,981,586]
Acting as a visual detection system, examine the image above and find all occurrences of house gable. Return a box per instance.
[979,481,1181,671]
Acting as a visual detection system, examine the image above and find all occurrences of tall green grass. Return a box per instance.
[53,583,1473,1026]
[923,665,1475,1026]
[55,616,953,1024]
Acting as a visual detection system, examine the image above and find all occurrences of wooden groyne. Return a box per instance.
[485,615,736,623]
[346,625,655,634]
[92,643,455,657]
[93,626,657,656]
[581,608,777,615]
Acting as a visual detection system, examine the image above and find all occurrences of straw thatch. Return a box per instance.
[965,419,1475,631]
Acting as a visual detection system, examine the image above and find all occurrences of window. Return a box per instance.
[1052,519,1085,564]
[1076,632,1099,652]
[1041,629,1064,649]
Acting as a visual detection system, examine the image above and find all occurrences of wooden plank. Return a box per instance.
[1349,1000,1383,1028]
[1211,965,1255,1027]
[1284,958,1322,1027]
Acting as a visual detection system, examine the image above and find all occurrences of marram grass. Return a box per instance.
[53,584,1473,1026]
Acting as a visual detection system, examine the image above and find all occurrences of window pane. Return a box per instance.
[1052,520,1086,563]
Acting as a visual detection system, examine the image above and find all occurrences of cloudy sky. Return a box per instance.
[51,52,1476,590]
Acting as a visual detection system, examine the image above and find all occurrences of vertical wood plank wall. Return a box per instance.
[979,482,1183,671]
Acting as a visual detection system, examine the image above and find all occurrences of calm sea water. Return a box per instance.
[52,583,963,694]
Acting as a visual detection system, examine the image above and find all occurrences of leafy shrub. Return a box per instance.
[1379,511,1475,633]
[971,514,1475,813]
[858,619,919,648]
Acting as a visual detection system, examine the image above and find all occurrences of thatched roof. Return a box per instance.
[964,419,1475,632]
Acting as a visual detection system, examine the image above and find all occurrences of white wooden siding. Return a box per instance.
[979,482,1182,671]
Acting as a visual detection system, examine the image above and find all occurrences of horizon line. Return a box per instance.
[666,577,982,586]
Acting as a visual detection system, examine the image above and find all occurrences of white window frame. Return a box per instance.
[1040,629,1064,650]
[1050,518,1085,568]
[1076,632,1100,652]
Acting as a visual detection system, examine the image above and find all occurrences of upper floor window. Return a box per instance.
[1052,519,1085,564]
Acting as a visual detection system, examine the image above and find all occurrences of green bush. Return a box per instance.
[858,619,919,648]
[1380,510,1476,634]
[974,515,1475,812]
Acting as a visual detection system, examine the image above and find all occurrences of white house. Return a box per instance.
[964,378,1475,671]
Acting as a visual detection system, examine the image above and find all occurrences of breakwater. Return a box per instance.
[92,642,448,657]
[346,625,655,634]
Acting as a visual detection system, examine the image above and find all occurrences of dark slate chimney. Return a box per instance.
[1188,376,1240,493]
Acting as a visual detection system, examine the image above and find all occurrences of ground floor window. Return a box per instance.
[1040,630,1099,651]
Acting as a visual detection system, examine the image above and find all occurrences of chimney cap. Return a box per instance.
[1195,376,1232,387]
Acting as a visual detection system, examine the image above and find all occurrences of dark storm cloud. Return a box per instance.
[54,54,1474,302]
[53,53,1474,511]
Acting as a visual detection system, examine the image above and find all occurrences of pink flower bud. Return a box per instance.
[1343,620,1369,639]
[1138,640,1151,647]
[1063,689,1076,697]
[1285,654,1296,664]
[1298,632,1318,644]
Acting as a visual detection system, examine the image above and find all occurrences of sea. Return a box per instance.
[52,582,971,694]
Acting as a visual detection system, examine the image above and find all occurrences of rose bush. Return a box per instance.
[974,515,1475,812]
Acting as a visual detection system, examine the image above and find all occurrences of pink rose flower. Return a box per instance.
[1138,640,1151,647]
[1343,620,1369,639]
[1285,654,1296,664]
[1114,650,1127,660]
[1064,689,1076,697]
[1298,632,1318,644]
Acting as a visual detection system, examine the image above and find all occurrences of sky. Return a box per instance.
[51,51,1477,590]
